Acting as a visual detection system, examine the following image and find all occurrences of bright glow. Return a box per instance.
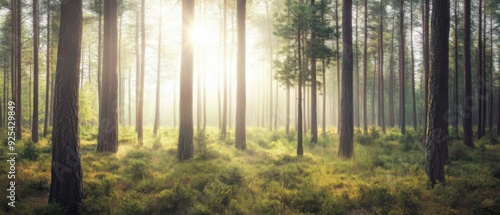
[190,24,205,46]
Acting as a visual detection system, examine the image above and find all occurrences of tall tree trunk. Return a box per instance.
[399,0,405,134]
[489,14,493,131]
[137,0,146,145]
[128,68,131,125]
[48,0,84,213]
[389,17,395,127]
[154,0,162,136]
[134,8,140,131]
[15,0,22,140]
[97,0,118,153]
[452,0,459,133]
[463,0,473,147]
[355,4,359,127]
[235,0,246,150]
[423,0,429,143]
[203,0,207,131]
[425,0,449,186]
[221,0,228,138]
[339,0,353,159]
[477,0,483,139]
[97,0,102,112]
[178,0,195,161]
[372,58,376,126]
[362,0,368,133]
[297,30,303,156]
[335,0,340,130]
[32,0,40,143]
[322,59,326,135]
[378,2,385,133]
[310,0,318,143]
[410,0,417,131]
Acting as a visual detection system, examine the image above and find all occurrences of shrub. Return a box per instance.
[22,141,39,161]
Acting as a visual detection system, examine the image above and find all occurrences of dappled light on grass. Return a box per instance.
[1,127,500,213]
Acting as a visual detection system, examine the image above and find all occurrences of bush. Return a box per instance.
[22,141,39,161]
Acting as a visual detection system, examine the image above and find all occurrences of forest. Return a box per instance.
[0,0,499,214]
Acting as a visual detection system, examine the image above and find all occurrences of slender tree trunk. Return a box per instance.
[372,58,376,126]
[410,0,417,131]
[128,68,131,126]
[235,0,246,150]
[378,3,385,133]
[489,14,493,131]
[425,0,449,186]
[174,80,177,127]
[97,0,102,111]
[335,0,340,129]
[221,0,228,138]
[389,17,395,127]
[135,8,140,131]
[452,0,459,133]
[399,0,405,134]
[153,1,162,136]
[297,29,303,156]
[362,0,368,133]
[48,1,84,213]
[477,0,483,139]
[423,0,429,143]
[266,0,273,131]
[339,0,353,159]
[32,0,40,143]
[322,59,326,135]
[203,0,207,131]
[97,0,118,153]
[15,0,22,140]
[310,0,318,143]
[355,4,359,127]
[178,0,195,161]
[463,0,473,147]
[137,0,146,145]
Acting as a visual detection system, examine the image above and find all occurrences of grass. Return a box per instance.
[1,126,499,214]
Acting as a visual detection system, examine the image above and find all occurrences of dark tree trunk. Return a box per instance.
[335,0,340,129]
[137,0,146,145]
[286,83,290,135]
[154,1,162,136]
[453,0,459,133]
[323,59,327,135]
[489,14,493,131]
[32,0,40,143]
[178,0,195,161]
[15,0,21,140]
[425,0,449,186]
[463,0,473,147]
[362,0,368,133]
[399,0,405,134]
[423,0,429,143]
[372,58,376,126]
[355,4,359,127]
[235,0,246,150]
[48,1,84,213]
[410,0,417,131]
[338,0,353,159]
[97,0,118,153]
[310,0,318,144]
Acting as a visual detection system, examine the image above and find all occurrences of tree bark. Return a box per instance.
[477,0,483,139]
[362,0,368,133]
[378,2,385,133]
[399,0,405,134]
[97,0,118,153]
[221,0,228,138]
[310,0,318,144]
[15,0,22,140]
[135,8,140,130]
[425,0,449,186]
[286,83,290,135]
[452,0,459,133]
[410,0,417,131]
[422,0,429,143]
[297,29,303,156]
[389,17,395,127]
[32,0,40,143]
[338,0,353,159]
[355,4,359,127]
[97,0,102,113]
[463,0,473,147]
[178,0,195,161]
[235,0,246,150]
[48,1,84,213]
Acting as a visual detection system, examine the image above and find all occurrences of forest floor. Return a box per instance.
[1,126,500,214]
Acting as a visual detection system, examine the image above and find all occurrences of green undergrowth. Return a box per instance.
[1,126,499,214]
